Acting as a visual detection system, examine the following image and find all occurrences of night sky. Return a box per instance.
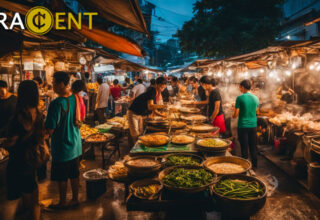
[146,0,198,42]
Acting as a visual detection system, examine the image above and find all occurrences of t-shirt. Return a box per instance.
[7,113,45,173]
[208,89,223,118]
[132,84,146,98]
[172,86,179,96]
[235,93,259,128]
[97,83,110,108]
[46,95,82,162]
[162,87,170,103]
[110,86,122,100]
[198,86,207,101]
[129,87,156,116]
[0,95,17,137]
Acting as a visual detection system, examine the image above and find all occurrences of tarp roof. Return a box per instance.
[94,48,161,73]
[77,0,149,35]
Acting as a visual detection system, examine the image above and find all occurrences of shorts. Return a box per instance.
[51,157,80,182]
[6,167,37,200]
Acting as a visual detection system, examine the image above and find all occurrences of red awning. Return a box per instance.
[78,25,144,57]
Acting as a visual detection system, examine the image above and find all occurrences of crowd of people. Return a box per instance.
[0,72,259,220]
[125,75,260,169]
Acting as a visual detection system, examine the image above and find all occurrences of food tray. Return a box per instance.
[130,142,197,156]
[139,134,170,148]
[195,138,231,153]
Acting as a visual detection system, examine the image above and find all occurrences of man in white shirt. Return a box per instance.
[95,77,110,123]
[132,79,146,99]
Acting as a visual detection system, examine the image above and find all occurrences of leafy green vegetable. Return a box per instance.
[214,179,265,200]
[166,155,200,166]
[164,168,213,188]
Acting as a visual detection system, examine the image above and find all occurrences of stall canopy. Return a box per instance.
[79,25,144,57]
[77,0,149,35]
[93,49,162,73]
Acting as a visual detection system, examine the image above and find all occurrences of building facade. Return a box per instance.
[280,0,320,40]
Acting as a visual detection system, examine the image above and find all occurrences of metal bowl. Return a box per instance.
[188,125,218,133]
[129,178,163,200]
[158,165,215,193]
[124,156,162,176]
[179,107,201,114]
[195,138,231,153]
[171,134,195,145]
[202,156,251,175]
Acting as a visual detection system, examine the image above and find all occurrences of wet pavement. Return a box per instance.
[1,139,320,220]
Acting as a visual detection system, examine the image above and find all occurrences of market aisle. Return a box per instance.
[6,142,319,220]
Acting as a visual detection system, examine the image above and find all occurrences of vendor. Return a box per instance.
[192,76,211,115]
[233,80,259,168]
[206,78,226,134]
[277,83,295,104]
[127,77,167,144]
[0,80,17,137]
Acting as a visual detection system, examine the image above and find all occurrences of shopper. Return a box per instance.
[0,80,17,137]
[46,71,82,209]
[33,76,43,89]
[171,76,179,97]
[132,78,146,99]
[71,80,86,122]
[127,77,167,143]
[207,78,226,134]
[95,77,110,124]
[110,79,122,101]
[2,80,45,220]
[233,79,259,168]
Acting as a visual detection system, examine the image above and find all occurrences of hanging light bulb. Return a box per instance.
[309,64,315,70]
[285,70,291,76]
[291,63,297,69]
[259,69,264,73]
[226,69,232,76]
[217,72,223,77]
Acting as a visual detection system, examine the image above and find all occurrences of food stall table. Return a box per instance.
[129,142,198,156]
[126,188,215,212]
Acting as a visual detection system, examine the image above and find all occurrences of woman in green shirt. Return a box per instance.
[233,80,259,168]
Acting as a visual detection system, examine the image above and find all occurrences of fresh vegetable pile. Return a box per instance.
[214,179,265,199]
[164,168,213,188]
[166,155,200,166]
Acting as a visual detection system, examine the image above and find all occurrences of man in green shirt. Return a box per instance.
[233,80,259,168]
[46,72,82,209]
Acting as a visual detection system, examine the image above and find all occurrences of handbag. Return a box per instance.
[26,140,50,169]
[25,113,51,169]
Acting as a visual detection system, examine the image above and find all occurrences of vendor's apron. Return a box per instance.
[212,114,226,133]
